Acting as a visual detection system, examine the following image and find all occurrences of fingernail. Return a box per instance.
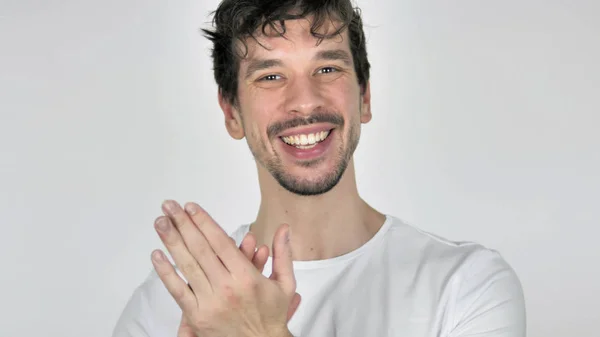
[184,203,199,215]
[155,217,170,233]
[152,250,165,262]
[163,200,178,214]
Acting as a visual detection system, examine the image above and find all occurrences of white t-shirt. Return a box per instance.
[112,215,526,337]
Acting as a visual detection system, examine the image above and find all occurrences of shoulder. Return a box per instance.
[386,215,524,291]
[446,248,526,336]
[385,216,526,336]
[386,215,517,275]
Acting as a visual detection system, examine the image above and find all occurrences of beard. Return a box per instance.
[246,110,361,196]
[267,138,356,196]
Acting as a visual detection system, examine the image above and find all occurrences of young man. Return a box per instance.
[113,1,526,336]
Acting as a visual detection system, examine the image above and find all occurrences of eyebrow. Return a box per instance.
[243,49,353,80]
[314,49,353,66]
[244,59,284,80]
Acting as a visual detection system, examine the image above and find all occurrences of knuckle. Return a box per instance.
[155,261,173,277]
[197,243,212,256]
[213,238,236,255]
[212,240,227,253]
[193,245,215,264]
[172,214,189,229]
[178,262,198,276]
[219,284,242,308]
[171,286,187,302]
[191,210,211,227]
[239,273,260,292]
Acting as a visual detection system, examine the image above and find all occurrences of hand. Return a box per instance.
[237,231,302,322]
[151,200,300,337]
[178,231,302,336]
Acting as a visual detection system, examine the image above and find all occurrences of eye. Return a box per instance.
[258,74,282,81]
[317,66,339,74]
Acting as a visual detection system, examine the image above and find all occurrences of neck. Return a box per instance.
[250,159,386,261]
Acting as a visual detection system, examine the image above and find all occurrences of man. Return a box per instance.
[113,0,526,336]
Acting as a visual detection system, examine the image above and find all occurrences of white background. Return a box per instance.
[1,0,598,336]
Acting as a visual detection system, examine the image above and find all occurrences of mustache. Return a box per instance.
[267,112,344,138]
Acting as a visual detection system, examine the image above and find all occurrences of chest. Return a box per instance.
[286,256,456,337]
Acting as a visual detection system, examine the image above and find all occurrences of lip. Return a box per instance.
[277,123,337,138]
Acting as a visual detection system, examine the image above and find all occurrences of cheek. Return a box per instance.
[247,97,284,135]
[238,90,272,131]
[321,76,359,100]
[242,105,279,148]
[330,83,361,115]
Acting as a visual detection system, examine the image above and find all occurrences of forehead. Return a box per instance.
[240,17,350,61]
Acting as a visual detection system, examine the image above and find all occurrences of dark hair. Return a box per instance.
[202,0,370,105]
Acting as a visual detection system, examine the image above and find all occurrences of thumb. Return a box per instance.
[269,223,295,294]
[287,293,302,321]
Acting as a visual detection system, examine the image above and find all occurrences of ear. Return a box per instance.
[360,81,372,124]
[218,90,245,140]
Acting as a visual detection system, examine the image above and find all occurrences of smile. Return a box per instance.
[280,130,331,149]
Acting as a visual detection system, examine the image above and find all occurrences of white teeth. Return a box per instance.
[296,143,317,149]
[281,130,331,147]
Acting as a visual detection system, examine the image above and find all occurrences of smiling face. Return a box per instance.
[219,17,372,196]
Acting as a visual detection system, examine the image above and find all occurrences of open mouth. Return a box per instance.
[280,129,333,149]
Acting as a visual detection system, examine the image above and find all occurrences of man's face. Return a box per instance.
[223,18,371,196]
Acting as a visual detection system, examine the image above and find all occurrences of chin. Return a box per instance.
[271,161,348,196]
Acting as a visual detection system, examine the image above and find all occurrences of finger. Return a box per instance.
[239,232,257,261]
[162,200,229,289]
[270,224,296,294]
[151,249,198,316]
[184,202,253,276]
[252,244,269,273]
[287,293,302,322]
[155,216,213,294]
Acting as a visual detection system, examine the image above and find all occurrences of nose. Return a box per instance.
[283,76,325,116]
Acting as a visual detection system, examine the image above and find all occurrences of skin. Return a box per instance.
[151,16,386,337]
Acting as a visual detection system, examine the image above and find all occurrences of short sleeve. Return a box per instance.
[448,249,526,337]
[112,270,181,337]
[112,285,153,337]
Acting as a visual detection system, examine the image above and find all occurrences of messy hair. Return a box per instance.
[202,0,370,105]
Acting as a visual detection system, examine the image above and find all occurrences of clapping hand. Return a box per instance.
[151,200,301,337]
